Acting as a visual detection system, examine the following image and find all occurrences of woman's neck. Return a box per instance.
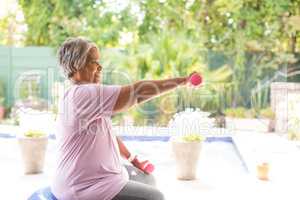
[70,75,91,85]
[70,79,91,85]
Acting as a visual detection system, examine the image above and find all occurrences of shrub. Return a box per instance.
[181,134,205,142]
[259,107,275,119]
[24,130,46,138]
[224,107,257,118]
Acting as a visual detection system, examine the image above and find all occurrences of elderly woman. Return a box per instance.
[51,37,193,200]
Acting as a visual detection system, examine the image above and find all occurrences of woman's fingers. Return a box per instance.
[131,157,155,174]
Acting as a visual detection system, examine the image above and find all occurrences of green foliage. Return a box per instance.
[259,107,275,119]
[224,107,256,118]
[0,14,13,45]
[128,101,159,126]
[251,81,270,113]
[181,134,206,143]
[288,130,300,141]
[17,0,300,50]
[191,0,300,109]
[115,30,232,112]
[19,0,139,47]
[24,130,46,138]
[9,0,300,124]
[0,10,25,46]
[19,0,55,45]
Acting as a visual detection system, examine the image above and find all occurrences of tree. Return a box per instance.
[0,11,25,46]
[19,0,55,45]
[19,0,139,47]
[17,0,300,112]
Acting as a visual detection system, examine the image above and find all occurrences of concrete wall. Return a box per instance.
[271,82,300,133]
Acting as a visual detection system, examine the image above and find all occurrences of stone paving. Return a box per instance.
[1,131,300,200]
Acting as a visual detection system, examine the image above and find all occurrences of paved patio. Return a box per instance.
[0,127,300,200]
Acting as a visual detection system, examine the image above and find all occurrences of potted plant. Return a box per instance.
[171,134,205,180]
[18,130,48,174]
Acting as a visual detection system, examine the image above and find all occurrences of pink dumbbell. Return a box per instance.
[132,157,155,174]
[189,73,203,86]
[140,160,155,174]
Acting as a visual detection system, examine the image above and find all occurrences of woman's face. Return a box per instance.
[77,47,102,84]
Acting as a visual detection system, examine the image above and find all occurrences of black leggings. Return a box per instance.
[112,165,165,200]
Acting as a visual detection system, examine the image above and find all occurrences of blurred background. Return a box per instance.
[0,0,299,130]
[1,1,300,199]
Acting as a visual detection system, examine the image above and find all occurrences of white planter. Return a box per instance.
[18,136,48,174]
[171,139,202,180]
[18,110,55,136]
[226,117,271,132]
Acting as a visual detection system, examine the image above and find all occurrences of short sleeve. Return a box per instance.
[72,84,121,121]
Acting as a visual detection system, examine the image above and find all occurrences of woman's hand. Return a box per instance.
[131,156,155,174]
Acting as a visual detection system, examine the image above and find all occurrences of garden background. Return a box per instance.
[0,0,300,126]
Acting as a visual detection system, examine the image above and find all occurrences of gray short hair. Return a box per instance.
[58,37,97,78]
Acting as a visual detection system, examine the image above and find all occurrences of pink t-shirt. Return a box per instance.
[51,84,129,200]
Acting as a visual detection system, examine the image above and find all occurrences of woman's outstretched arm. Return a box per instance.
[113,76,188,113]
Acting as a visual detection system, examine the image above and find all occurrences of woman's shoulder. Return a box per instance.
[67,84,120,98]
[69,83,99,91]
